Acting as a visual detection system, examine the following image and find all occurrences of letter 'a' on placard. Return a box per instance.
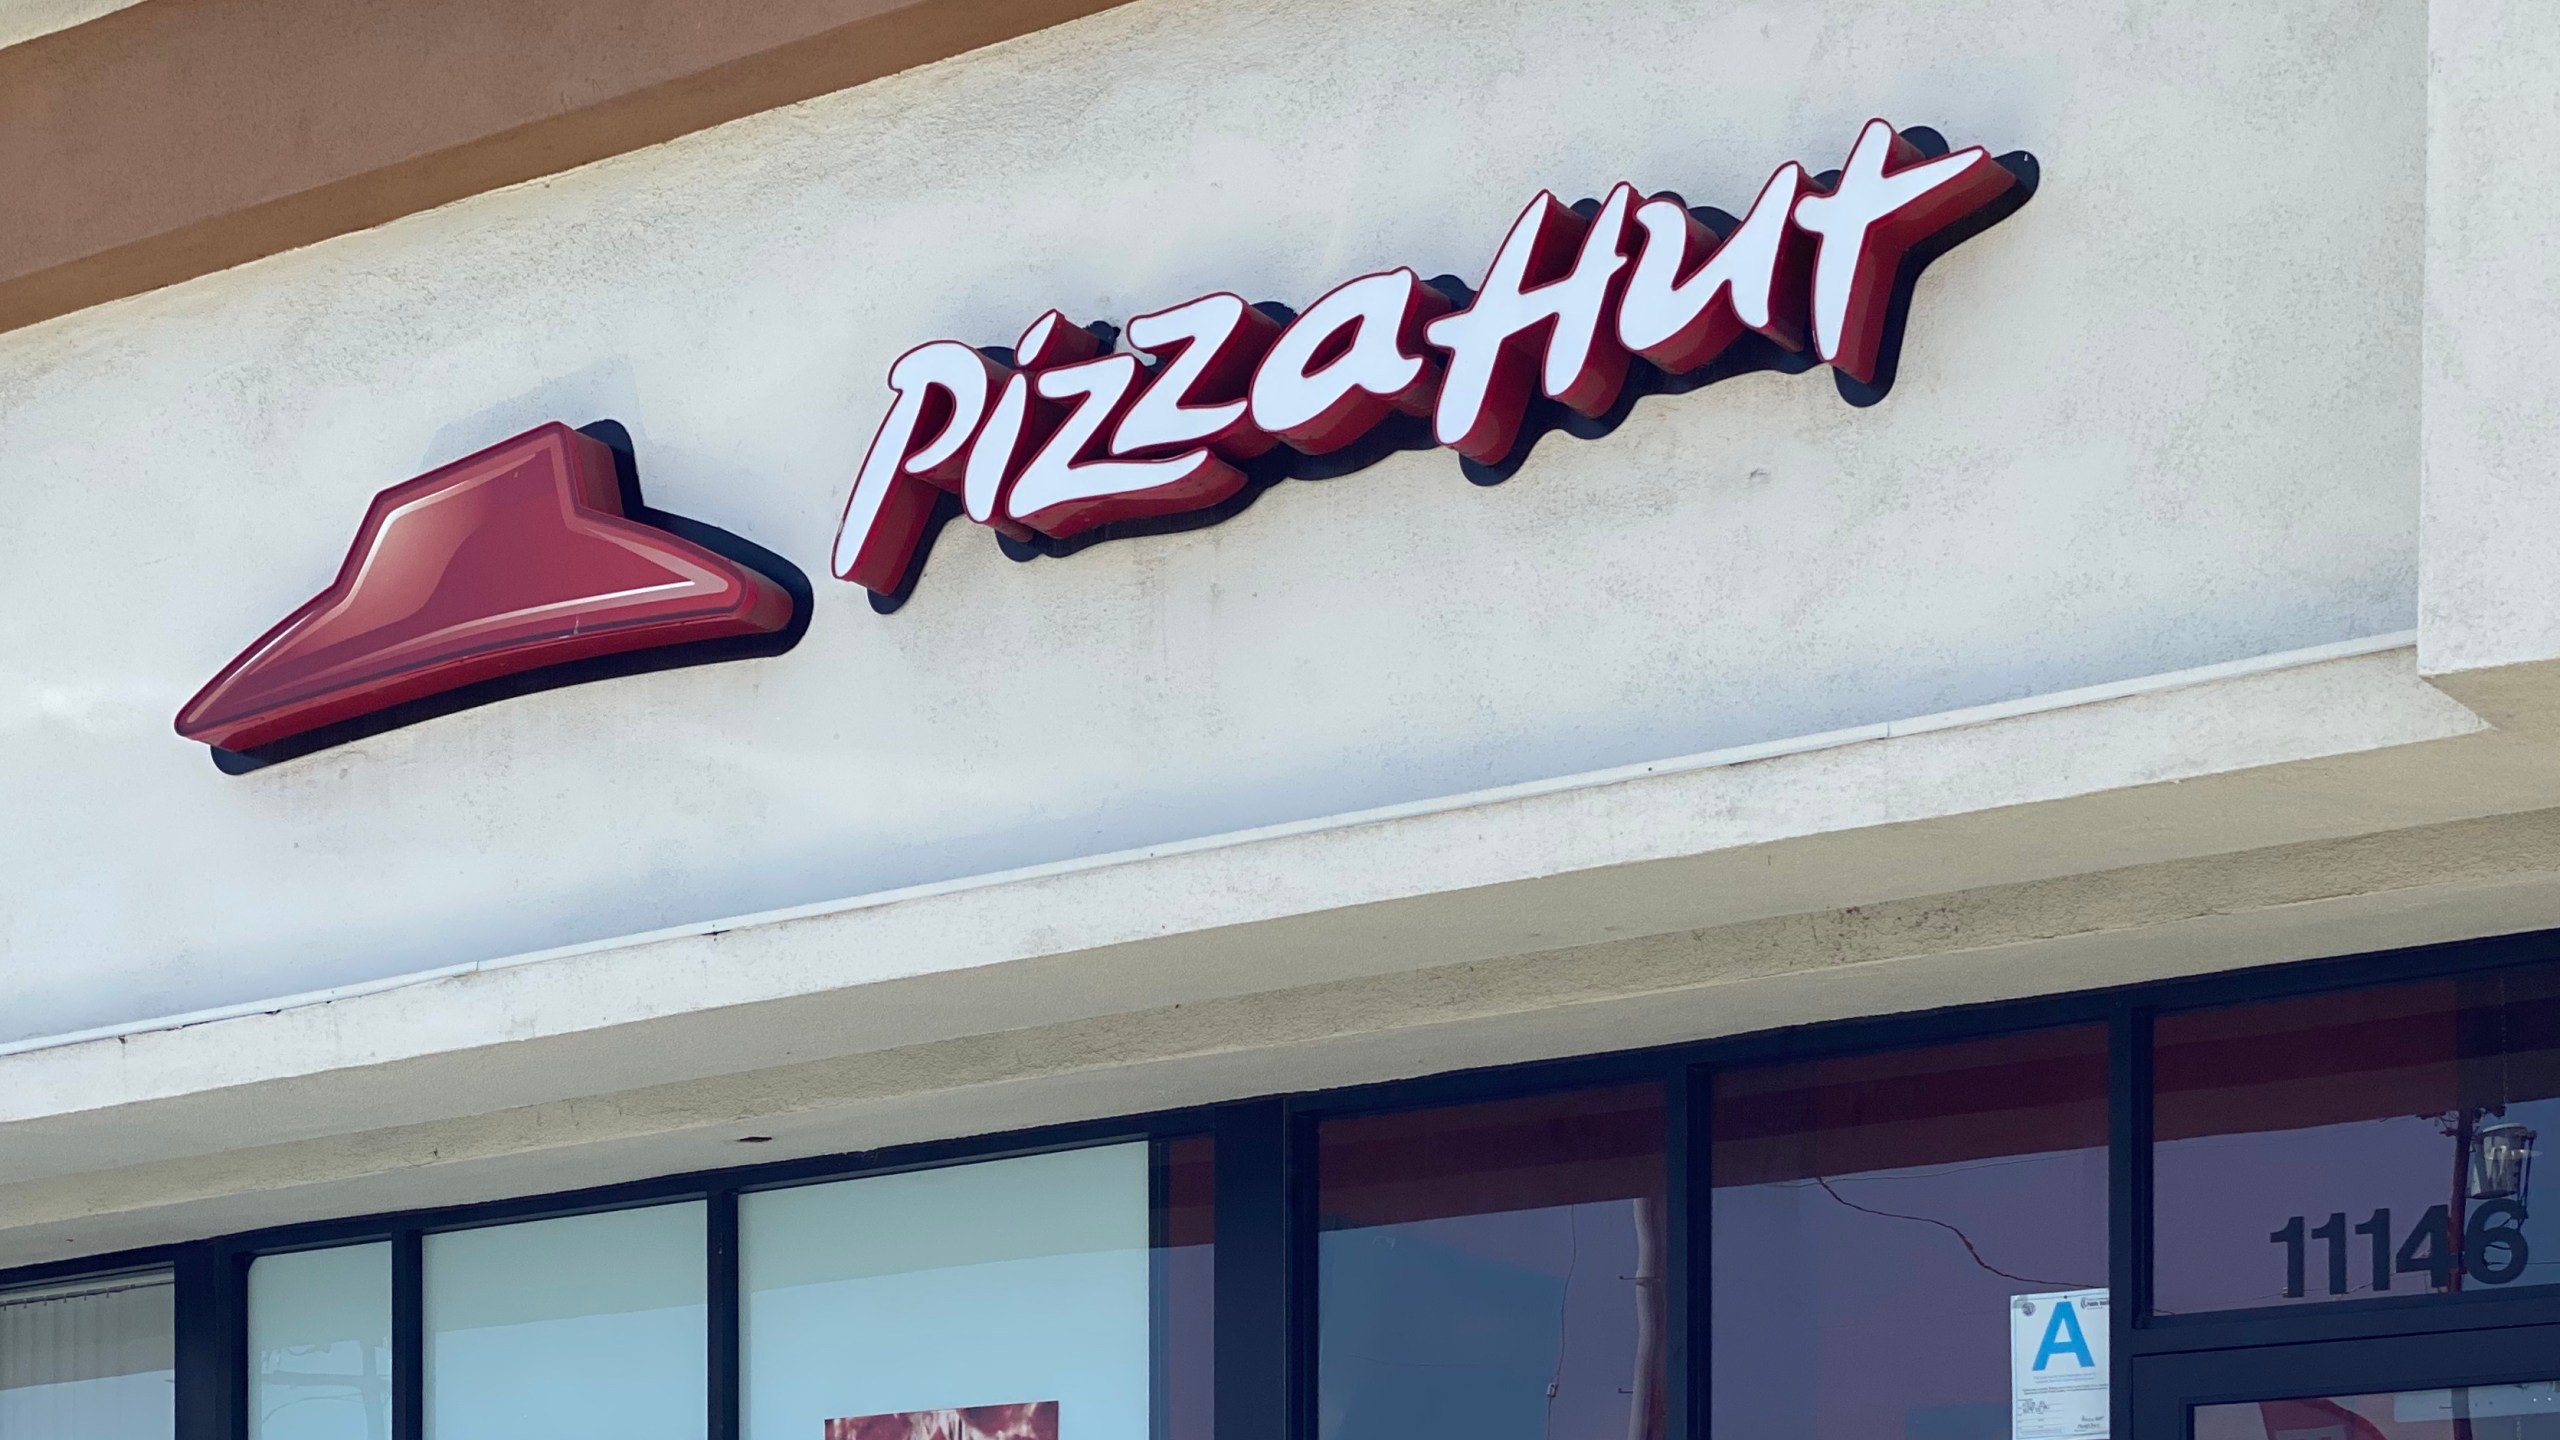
[1791,118,2018,385]
[1249,268,1453,454]
[2010,1290,2108,1440]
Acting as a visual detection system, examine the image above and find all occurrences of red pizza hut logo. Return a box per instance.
[833,118,2034,605]
[175,423,806,770]
[175,120,2023,767]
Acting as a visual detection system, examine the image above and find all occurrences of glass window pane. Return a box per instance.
[1316,1084,1669,1440]
[425,1202,707,1440]
[2154,962,2560,1313]
[251,1243,392,1440]
[742,1137,1211,1440]
[1712,1027,2109,1440]
[0,1273,175,1440]
[1158,1135,1215,1440]
[2193,1379,2560,1440]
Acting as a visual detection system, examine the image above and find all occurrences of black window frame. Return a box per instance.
[11,926,2560,1440]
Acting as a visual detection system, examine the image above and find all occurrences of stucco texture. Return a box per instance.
[2419,0,2560,677]
[0,0,2422,1041]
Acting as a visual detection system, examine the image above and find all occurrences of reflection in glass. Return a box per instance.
[2154,963,2560,1313]
[1316,1084,1668,1440]
[0,1273,175,1440]
[1712,1028,2109,1440]
[425,1202,707,1440]
[1158,1135,1216,1440]
[251,1244,393,1440]
[2193,1381,2560,1440]
[742,1138,1211,1440]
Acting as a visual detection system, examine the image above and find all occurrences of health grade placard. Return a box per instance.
[2010,1289,2109,1440]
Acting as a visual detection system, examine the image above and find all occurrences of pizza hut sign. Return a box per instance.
[831,118,2034,603]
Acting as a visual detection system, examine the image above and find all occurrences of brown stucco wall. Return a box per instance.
[0,0,1129,335]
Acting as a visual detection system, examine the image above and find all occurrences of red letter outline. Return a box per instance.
[1423,183,1637,464]
[1005,353,1247,538]
[1615,162,1818,373]
[831,340,1003,595]
[1790,118,2015,384]
[1116,293,1284,461]
[1248,268,1453,455]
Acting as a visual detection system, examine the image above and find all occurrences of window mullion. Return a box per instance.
[2110,1003,2152,1440]
[1670,1060,1710,1440]
[391,1230,423,1440]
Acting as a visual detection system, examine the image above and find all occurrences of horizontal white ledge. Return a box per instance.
[0,628,2422,1063]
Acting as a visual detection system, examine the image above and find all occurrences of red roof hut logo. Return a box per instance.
[176,422,807,771]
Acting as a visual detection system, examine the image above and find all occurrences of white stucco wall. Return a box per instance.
[2419,0,2560,681]
[0,0,2424,1043]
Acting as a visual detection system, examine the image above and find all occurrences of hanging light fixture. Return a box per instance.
[2468,1122,2537,1203]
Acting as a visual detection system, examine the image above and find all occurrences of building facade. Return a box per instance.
[6,1,2560,1438]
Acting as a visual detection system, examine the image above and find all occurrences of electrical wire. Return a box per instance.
[1811,1176,2085,1289]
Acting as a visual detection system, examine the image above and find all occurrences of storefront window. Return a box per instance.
[424,1201,707,1439]
[1315,1084,1668,1440]
[1156,1136,1216,1440]
[0,1272,175,1439]
[250,1243,393,1440]
[1712,1028,2109,1440]
[2154,963,2560,1313]
[741,1137,1211,1440]
[27,953,2560,1440]
[2194,1381,2560,1440]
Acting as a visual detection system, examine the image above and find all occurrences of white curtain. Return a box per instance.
[0,1274,176,1440]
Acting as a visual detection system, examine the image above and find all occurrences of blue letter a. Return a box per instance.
[2033,1301,2095,1372]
